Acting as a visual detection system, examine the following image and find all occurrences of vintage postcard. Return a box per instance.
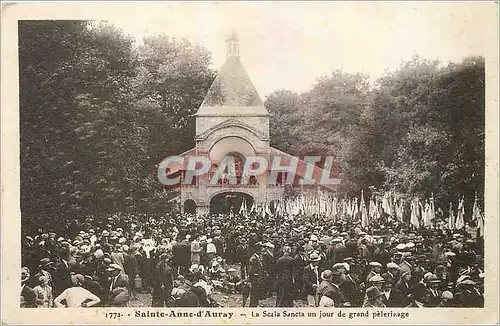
[1,1,499,325]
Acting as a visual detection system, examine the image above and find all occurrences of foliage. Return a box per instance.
[265,56,485,215]
[19,21,213,232]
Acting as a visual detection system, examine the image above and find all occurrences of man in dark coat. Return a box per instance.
[52,249,73,297]
[293,243,308,299]
[391,271,412,307]
[235,237,250,279]
[337,262,362,307]
[323,268,350,307]
[303,252,321,307]
[274,246,295,307]
[248,242,265,307]
[152,253,174,307]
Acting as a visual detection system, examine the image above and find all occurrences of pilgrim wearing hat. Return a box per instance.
[338,260,362,307]
[365,286,387,308]
[248,242,265,307]
[391,271,412,307]
[274,246,295,307]
[32,274,53,307]
[303,252,321,307]
[52,248,73,297]
[365,261,382,284]
[20,267,37,308]
[423,273,442,307]
[327,268,351,307]
[317,270,335,307]
[152,253,173,307]
[38,258,54,287]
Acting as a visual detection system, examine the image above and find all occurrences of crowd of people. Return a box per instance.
[21,209,484,308]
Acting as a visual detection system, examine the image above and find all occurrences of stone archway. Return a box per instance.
[209,192,254,215]
[183,199,197,214]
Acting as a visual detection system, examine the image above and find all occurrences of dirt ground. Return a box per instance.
[127,263,308,308]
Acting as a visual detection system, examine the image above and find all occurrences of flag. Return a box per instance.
[266,201,273,216]
[249,201,255,214]
[361,190,369,228]
[395,199,404,221]
[342,198,348,217]
[472,194,484,237]
[382,192,390,215]
[455,197,465,230]
[353,197,359,218]
[472,194,481,221]
[369,197,377,220]
[423,200,432,227]
[410,199,420,228]
[239,199,247,215]
[429,195,436,226]
[448,202,455,230]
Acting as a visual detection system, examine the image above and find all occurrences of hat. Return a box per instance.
[49,232,56,237]
[106,264,122,272]
[444,252,456,257]
[461,279,477,286]
[88,229,95,234]
[332,263,345,270]
[340,232,348,236]
[118,237,126,244]
[396,243,406,250]
[73,240,81,246]
[456,275,471,285]
[321,269,333,280]
[200,235,207,241]
[424,274,441,283]
[442,291,453,299]
[57,237,65,242]
[21,268,30,283]
[71,274,85,286]
[102,230,110,237]
[265,242,275,249]
[406,242,415,249]
[369,275,385,283]
[310,234,319,241]
[369,261,382,267]
[387,262,400,270]
[78,231,85,235]
[343,257,354,262]
[366,286,385,301]
[309,252,321,262]
[39,258,52,267]
[227,268,236,273]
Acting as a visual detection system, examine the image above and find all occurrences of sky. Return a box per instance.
[105,2,494,98]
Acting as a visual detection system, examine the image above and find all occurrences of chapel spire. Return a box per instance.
[226,31,239,58]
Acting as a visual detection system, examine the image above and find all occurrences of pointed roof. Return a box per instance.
[195,33,269,116]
